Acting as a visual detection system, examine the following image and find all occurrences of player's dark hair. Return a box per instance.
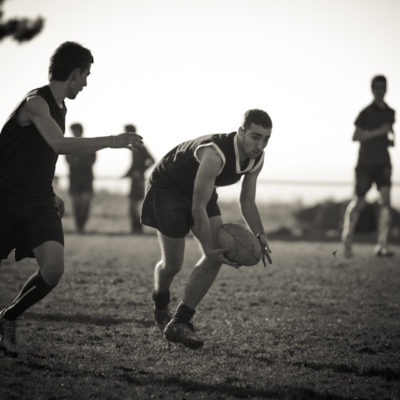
[242,109,272,130]
[124,124,136,133]
[371,75,387,88]
[49,42,94,81]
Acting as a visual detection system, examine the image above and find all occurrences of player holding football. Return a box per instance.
[0,41,142,357]
[341,75,396,258]
[141,109,273,349]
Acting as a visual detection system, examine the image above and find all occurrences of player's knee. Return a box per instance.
[201,255,222,269]
[41,261,64,286]
[158,258,182,276]
[353,197,366,211]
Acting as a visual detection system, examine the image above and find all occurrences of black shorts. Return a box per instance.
[355,163,391,197]
[0,202,64,261]
[141,186,221,238]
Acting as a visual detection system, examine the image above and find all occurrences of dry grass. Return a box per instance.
[1,232,399,400]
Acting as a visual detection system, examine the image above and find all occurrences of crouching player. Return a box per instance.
[141,109,273,349]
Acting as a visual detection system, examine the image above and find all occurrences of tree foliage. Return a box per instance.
[0,0,44,43]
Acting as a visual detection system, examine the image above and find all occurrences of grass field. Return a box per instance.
[1,234,399,400]
[1,193,399,399]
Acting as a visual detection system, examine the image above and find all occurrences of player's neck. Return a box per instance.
[373,99,386,109]
[48,81,67,108]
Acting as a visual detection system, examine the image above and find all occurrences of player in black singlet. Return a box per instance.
[66,123,97,233]
[341,75,396,258]
[142,109,272,349]
[0,42,142,357]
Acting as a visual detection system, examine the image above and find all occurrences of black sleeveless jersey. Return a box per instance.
[0,85,67,206]
[354,102,395,166]
[149,132,264,196]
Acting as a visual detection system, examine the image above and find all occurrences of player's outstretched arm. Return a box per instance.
[25,96,143,154]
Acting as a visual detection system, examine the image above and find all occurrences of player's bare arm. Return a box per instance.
[240,162,272,265]
[352,123,391,142]
[23,96,143,154]
[192,147,237,266]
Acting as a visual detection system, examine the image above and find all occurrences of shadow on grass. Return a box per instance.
[24,312,132,326]
[115,366,363,400]
[293,361,400,381]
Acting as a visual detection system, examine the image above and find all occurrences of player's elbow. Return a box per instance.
[48,138,67,154]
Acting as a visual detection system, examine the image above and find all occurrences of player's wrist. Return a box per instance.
[109,135,116,148]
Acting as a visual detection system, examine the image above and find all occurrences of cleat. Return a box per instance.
[164,319,204,350]
[374,247,394,258]
[0,310,18,358]
[154,308,172,333]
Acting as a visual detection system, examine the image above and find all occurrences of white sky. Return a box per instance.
[1,0,399,199]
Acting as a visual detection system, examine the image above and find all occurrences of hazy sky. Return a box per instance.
[1,0,399,198]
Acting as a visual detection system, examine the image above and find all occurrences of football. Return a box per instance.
[216,223,262,266]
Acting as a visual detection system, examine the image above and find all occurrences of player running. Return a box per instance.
[0,41,142,357]
[141,109,273,349]
[341,75,396,258]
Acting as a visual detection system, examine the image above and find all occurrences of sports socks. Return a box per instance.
[152,290,170,310]
[173,302,195,323]
[3,271,54,321]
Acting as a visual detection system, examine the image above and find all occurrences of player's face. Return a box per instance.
[238,123,271,159]
[66,66,91,99]
[372,81,386,102]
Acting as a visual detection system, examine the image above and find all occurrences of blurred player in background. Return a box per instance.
[342,75,395,258]
[123,124,155,234]
[0,41,142,357]
[66,123,96,233]
[142,109,272,349]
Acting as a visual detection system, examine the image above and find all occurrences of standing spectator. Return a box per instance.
[342,75,395,258]
[123,124,155,234]
[66,123,96,233]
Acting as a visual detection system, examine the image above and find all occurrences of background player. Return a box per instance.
[66,122,96,233]
[123,124,155,234]
[341,75,395,258]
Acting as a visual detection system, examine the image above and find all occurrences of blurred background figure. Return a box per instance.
[123,124,155,234]
[341,75,395,258]
[66,123,97,233]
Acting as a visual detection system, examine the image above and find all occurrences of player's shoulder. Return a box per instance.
[24,94,50,115]
[385,103,395,114]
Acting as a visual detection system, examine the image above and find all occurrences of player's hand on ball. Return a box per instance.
[256,234,272,267]
[111,132,143,150]
[206,248,240,268]
[54,195,65,218]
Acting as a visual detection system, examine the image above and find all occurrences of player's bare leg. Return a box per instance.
[0,241,63,357]
[375,186,393,257]
[164,216,223,349]
[152,233,185,332]
[341,196,366,258]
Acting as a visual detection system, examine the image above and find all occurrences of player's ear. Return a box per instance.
[238,126,245,137]
[70,68,82,81]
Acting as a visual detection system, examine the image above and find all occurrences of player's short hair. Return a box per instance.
[371,75,387,88]
[242,109,272,130]
[49,41,94,81]
[70,122,83,133]
[124,124,136,133]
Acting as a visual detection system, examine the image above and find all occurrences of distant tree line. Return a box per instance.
[0,0,44,43]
